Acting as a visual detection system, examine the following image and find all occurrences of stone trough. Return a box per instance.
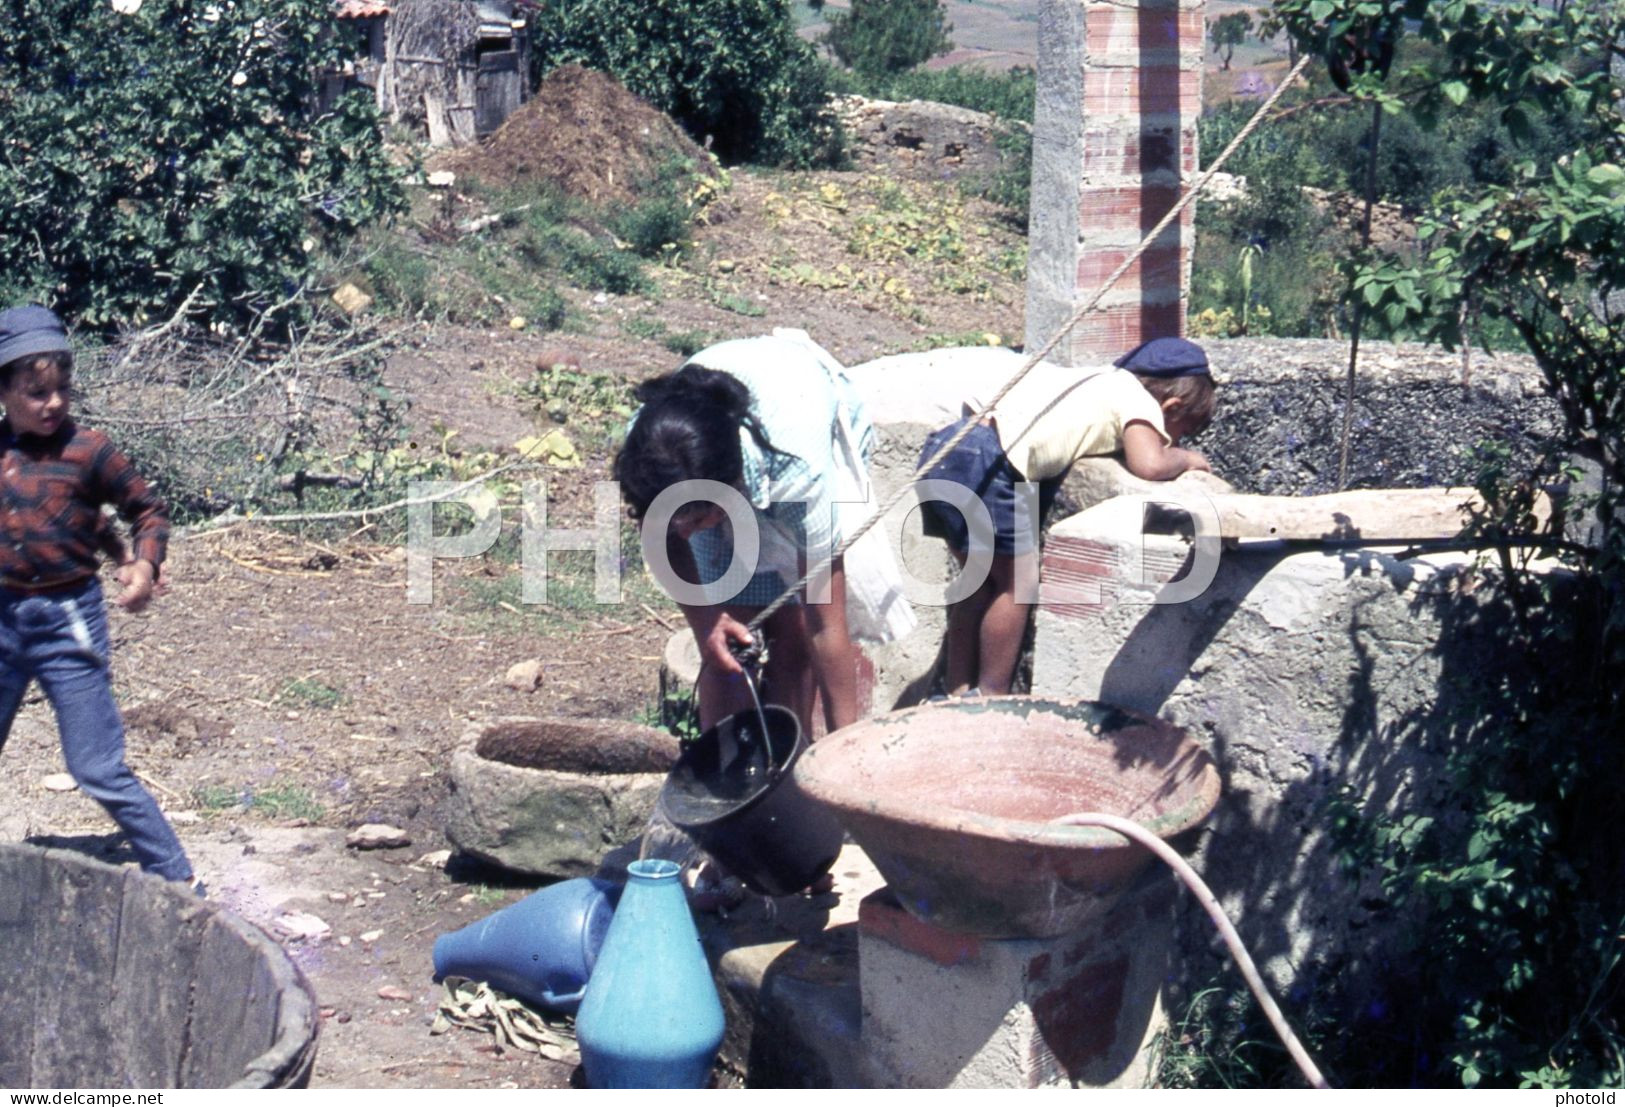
[444,717,679,878]
[0,844,318,1088]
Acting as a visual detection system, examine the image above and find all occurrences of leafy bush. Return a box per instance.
[529,0,842,167]
[822,0,953,78]
[1166,0,1625,1088]
[0,0,405,332]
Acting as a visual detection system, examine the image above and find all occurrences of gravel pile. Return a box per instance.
[1192,336,1564,494]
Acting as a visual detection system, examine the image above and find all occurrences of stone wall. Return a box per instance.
[1029,496,1571,1006]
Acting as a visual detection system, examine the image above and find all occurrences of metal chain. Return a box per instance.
[746,53,1316,634]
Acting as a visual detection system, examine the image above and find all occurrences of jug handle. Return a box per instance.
[542,984,586,1007]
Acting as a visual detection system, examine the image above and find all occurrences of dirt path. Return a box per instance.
[2,157,1025,1087]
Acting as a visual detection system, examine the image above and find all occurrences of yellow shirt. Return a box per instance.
[966,364,1169,481]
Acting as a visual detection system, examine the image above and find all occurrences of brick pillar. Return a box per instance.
[1025,0,1205,365]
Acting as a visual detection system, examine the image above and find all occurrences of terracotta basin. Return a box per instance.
[795,697,1221,938]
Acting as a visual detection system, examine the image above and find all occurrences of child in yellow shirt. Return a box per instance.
[917,336,1216,695]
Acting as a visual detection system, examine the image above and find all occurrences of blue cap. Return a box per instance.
[0,306,71,368]
[1113,336,1209,378]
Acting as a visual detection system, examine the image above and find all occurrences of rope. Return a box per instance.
[745,52,1316,635]
[1053,812,1331,1089]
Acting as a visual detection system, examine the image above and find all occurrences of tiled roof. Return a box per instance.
[335,0,389,18]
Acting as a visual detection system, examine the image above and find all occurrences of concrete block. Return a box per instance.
[858,872,1174,1088]
[703,844,886,1088]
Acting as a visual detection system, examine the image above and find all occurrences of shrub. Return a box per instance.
[529,0,842,167]
[0,0,405,332]
[822,0,953,79]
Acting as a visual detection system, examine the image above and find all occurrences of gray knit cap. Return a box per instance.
[0,306,72,368]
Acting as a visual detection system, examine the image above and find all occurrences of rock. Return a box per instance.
[327,892,349,903]
[169,810,200,825]
[346,823,412,850]
[831,94,1018,182]
[535,348,579,372]
[416,849,453,869]
[360,929,384,943]
[443,717,679,879]
[377,985,413,1001]
[331,282,373,316]
[41,773,76,793]
[503,659,544,692]
[275,912,332,941]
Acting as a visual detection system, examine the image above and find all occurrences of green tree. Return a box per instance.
[529,0,841,168]
[1211,11,1253,71]
[0,0,406,332]
[822,0,954,79]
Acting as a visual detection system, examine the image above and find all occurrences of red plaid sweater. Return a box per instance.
[0,418,168,587]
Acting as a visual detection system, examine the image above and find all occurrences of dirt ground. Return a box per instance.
[1,100,1027,1086]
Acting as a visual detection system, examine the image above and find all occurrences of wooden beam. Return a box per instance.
[1147,487,1556,542]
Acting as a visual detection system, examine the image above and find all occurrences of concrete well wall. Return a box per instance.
[1030,495,1568,1004]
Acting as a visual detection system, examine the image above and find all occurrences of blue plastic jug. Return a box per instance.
[575,859,725,1087]
[431,876,619,1014]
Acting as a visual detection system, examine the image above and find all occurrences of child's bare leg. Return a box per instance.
[943,548,990,694]
[977,552,1035,694]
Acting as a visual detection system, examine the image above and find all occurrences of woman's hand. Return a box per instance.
[696,610,756,677]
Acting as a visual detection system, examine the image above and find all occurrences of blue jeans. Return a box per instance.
[0,578,192,881]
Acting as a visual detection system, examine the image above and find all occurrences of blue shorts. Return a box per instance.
[916,419,1056,556]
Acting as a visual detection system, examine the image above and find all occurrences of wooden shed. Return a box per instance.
[331,0,530,145]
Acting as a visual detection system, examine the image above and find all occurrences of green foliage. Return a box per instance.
[520,362,634,453]
[1191,156,1344,337]
[529,0,842,167]
[1174,0,1625,1089]
[1211,11,1254,71]
[0,0,406,332]
[822,0,954,78]
[191,779,325,822]
[361,176,680,324]
[277,677,347,710]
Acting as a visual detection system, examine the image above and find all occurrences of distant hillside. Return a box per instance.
[798,0,1281,75]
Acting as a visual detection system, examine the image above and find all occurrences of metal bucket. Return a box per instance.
[657,704,843,897]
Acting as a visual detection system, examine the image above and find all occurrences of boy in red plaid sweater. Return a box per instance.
[0,305,201,894]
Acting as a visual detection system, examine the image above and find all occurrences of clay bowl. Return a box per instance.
[795,697,1220,938]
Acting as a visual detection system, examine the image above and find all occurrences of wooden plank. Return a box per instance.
[110,873,210,1087]
[0,846,47,1086]
[182,914,277,1087]
[1148,487,1555,542]
[30,851,124,1086]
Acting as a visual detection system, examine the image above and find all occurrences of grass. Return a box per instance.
[190,779,326,822]
[468,884,509,907]
[619,315,715,359]
[355,166,717,325]
[276,677,347,710]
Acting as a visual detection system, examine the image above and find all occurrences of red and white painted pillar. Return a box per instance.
[1025,0,1205,365]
